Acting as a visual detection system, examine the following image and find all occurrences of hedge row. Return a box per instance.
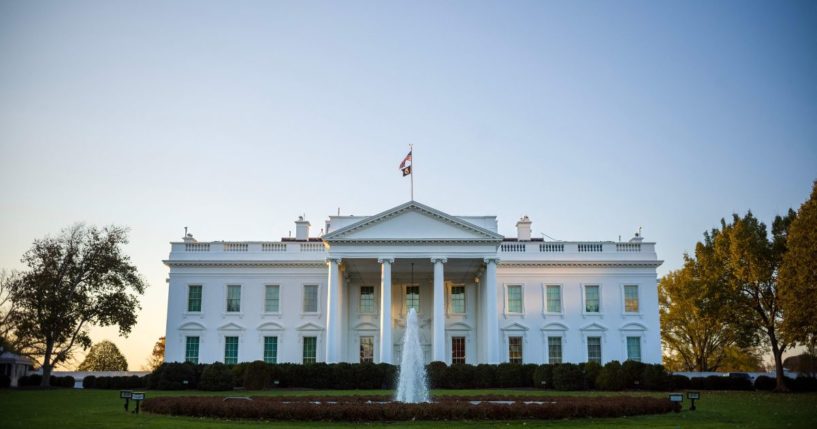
[17,375,75,388]
[142,395,680,421]
[82,375,149,389]
[141,361,817,392]
[0,374,10,388]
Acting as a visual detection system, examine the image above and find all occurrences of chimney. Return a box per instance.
[295,216,311,241]
[516,215,532,241]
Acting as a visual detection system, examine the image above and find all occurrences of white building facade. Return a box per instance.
[163,201,662,366]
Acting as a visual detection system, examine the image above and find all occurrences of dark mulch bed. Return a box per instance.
[142,394,680,421]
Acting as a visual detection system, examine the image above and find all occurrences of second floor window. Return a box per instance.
[546,285,561,313]
[226,285,241,312]
[624,285,639,313]
[303,285,318,313]
[585,285,600,313]
[265,285,280,313]
[360,286,375,313]
[450,286,465,313]
[507,285,523,313]
[406,286,420,312]
[187,285,202,312]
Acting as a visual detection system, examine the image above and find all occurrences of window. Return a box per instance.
[303,336,317,364]
[585,285,600,313]
[627,336,641,362]
[624,285,639,313]
[264,336,278,364]
[406,286,420,312]
[360,286,375,314]
[185,336,199,364]
[508,336,523,364]
[507,285,523,313]
[547,336,562,364]
[360,336,374,363]
[265,285,280,313]
[187,285,202,312]
[226,285,241,312]
[451,336,465,364]
[450,286,465,314]
[303,285,318,313]
[546,285,561,313]
[587,336,602,364]
[224,336,239,364]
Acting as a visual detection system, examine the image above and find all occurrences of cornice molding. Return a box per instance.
[163,260,327,269]
[498,260,664,268]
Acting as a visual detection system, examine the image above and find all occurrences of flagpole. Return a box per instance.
[410,144,414,201]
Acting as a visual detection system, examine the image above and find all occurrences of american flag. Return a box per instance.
[399,150,412,176]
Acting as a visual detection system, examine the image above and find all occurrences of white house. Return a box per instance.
[163,201,662,366]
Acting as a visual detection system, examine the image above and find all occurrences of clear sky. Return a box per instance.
[1,0,815,369]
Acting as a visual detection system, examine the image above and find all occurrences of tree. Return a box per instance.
[143,336,165,371]
[77,340,128,371]
[779,181,817,350]
[0,270,20,347]
[659,246,751,372]
[712,211,795,391]
[8,224,146,386]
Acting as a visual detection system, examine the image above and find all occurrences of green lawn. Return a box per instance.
[1,388,815,428]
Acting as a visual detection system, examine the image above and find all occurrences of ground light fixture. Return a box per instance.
[687,391,701,411]
[669,393,684,411]
[131,392,145,414]
[119,390,132,411]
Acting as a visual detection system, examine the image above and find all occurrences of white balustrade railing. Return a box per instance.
[616,243,641,252]
[539,243,564,252]
[224,242,249,252]
[300,243,325,252]
[500,243,526,252]
[577,243,603,252]
[262,243,287,252]
[184,243,210,252]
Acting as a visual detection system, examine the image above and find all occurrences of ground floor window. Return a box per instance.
[360,336,374,363]
[303,336,317,364]
[548,336,562,364]
[185,336,199,364]
[224,336,239,364]
[451,336,465,364]
[587,336,601,364]
[406,286,420,312]
[626,336,641,362]
[264,336,278,364]
[508,336,523,364]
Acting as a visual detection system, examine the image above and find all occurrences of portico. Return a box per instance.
[321,201,504,364]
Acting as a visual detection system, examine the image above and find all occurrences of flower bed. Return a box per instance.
[142,395,679,421]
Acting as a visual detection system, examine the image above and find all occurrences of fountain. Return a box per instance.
[394,307,429,403]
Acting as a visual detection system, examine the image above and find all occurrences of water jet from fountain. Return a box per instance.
[394,307,429,403]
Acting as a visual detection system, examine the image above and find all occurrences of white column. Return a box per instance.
[484,257,500,364]
[378,257,394,364]
[432,257,447,362]
[325,257,342,363]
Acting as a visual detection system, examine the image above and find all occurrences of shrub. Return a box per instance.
[50,376,75,388]
[791,376,817,392]
[622,360,646,389]
[552,363,584,390]
[447,364,475,389]
[243,361,268,390]
[199,362,234,391]
[82,375,96,389]
[473,364,496,388]
[496,363,526,387]
[153,362,197,390]
[425,361,447,388]
[642,364,669,391]
[582,362,601,389]
[668,374,690,390]
[532,364,554,389]
[596,361,625,391]
[18,374,42,387]
[754,375,776,391]
[0,374,10,388]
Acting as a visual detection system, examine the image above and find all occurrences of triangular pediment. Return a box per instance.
[501,322,530,332]
[580,322,608,332]
[324,201,503,243]
[296,322,324,331]
[217,322,245,331]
